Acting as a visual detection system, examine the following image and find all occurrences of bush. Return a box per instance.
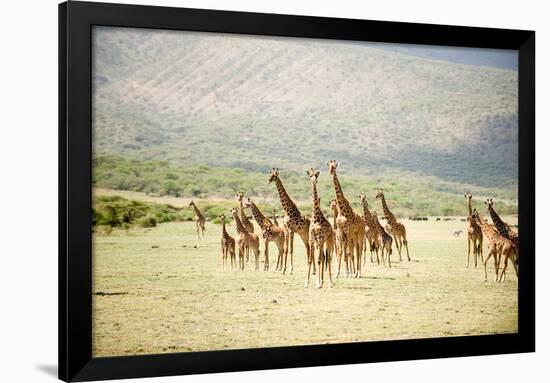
[137,215,157,228]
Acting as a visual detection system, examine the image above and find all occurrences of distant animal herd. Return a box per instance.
[187,161,519,288]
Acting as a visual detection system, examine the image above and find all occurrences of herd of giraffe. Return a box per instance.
[190,160,413,289]
[189,162,519,288]
[464,193,519,283]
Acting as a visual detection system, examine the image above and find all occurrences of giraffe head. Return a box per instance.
[375,189,384,199]
[329,199,338,210]
[307,168,320,185]
[326,160,338,175]
[484,198,494,208]
[359,193,367,206]
[268,168,280,183]
[218,213,226,223]
[188,200,195,207]
[371,210,379,221]
[472,208,480,220]
[236,191,245,203]
[464,192,473,201]
[243,197,253,209]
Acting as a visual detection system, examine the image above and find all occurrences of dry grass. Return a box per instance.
[92,217,518,357]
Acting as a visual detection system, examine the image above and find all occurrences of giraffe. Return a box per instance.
[245,198,289,273]
[359,193,381,265]
[375,189,410,262]
[268,168,312,274]
[327,160,365,278]
[218,214,236,271]
[371,211,393,267]
[188,201,205,240]
[464,193,483,268]
[330,199,353,278]
[307,168,335,289]
[230,208,260,271]
[473,209,517,282]
[485,199,519,249]
[237,192,254,262]
[272,207,279,226]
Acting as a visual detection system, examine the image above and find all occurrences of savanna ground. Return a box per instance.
[92,209,518,357]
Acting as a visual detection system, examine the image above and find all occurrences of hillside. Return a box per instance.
[92,27,518,190]
[92,155,517,217]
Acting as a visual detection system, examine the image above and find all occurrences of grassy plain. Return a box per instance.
[92,216,518,357]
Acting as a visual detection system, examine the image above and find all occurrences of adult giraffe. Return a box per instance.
[268,168,312,274]
[188,201,205,240]
[327,160,365,278]
[330,199,353,277]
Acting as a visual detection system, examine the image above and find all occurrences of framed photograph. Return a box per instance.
[59,1,535,381]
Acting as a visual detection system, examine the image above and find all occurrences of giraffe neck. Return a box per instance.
[221,218,229,237]
[331,173,353,218]
[231,211,250,237]
[191,203,204,220]
[249,202,272,231]
[361,201,374,226]
[466,198,472,215]
[487,205,510,238]
[330,205,338,227]
[238,199,250,224]
[311,182,322,223]
[373,215,383,231]
[475,213,498,240]
[274,177,300,216]
[380,195,396,224]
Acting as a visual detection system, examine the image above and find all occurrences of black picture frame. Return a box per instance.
[59,1,535,381]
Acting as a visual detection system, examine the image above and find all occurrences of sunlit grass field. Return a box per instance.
[92,217,518,357]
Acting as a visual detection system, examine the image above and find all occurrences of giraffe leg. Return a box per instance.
[221,245,225,271]
[493,251,499,282]
[479,238,484,267]
[348,242,355,277]
[467,237,472,268]
[498,253,509,283]
[483,251,490,282]
[255,245,260,271]
[289,231,294,263]
[326,243,334,288]
[305,243,314,288]
[316,243,324,289]
[355,236,362,278]
[283,233,293,274]
[403,237,410,261]
[394,236,402,261]
[264,240,269,272]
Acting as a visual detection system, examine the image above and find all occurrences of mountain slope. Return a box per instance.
[92,27,518,189]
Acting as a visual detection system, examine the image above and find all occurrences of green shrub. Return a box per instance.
[137,215,157,228]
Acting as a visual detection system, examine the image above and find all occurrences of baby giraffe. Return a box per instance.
[371,211,393,267]
[230,208,260,271]
[307,168,335,289]
[218,214,236,271]
[330,199,352,278]
[245,198,289,273]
